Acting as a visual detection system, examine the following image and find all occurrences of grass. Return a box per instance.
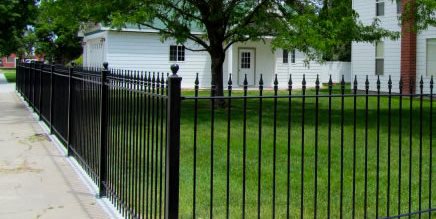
[103,85,435,219]
[1,68,16,82]
[176,87,435,218]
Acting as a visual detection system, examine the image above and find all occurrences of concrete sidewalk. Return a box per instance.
[0,73,15,93]
[0,92,114,219]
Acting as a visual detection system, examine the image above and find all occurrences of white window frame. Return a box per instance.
[427,38,436,77]
[375,41,384,75]
[169,45,185,62]
[283,49,289,64]
[376,0,385,16]
[291,50,296,64]
[396,0,402,14]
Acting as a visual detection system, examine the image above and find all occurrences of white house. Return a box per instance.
[352,0,436,93]
[82,24,351,89]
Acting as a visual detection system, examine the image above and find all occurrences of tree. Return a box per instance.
[403,0,436,31]
[272,0,399,62]
[82,0,280,97]
[72,0,398,96]
[30,0,83,64]
[0,0,37,56]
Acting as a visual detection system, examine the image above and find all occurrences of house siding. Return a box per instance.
[416,27,436,94]
[352,0,436,93]
[352,0,403,92]
[84,30,351,89]
[106,31,212,88]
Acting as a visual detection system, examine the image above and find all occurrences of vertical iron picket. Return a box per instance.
[300,75,306,219]
[314,75,319,219]
[226,74,232,219]
[327,75,332,219]
[242,74,248,219]
[387,76,392,217]
[258,74,263,219]
[398,77,403,216]
[287,75,292,219]
[99,62,109,197]
[273,74,278,219]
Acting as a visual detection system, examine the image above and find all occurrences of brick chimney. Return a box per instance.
[400,0,417,94]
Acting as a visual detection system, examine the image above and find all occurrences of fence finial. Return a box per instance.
[377,75,381,91]
[315,74,320,87]
[388,75,392,90]
[195,73,199,86]
[103,62,108,70]
[228,73,233,86]
[259,74,264,87]
[365,75,370,92]
[274,74,278,87]
[171,64,179,76]
[353,75,358,90]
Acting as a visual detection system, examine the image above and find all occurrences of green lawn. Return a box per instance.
[105,86,435,219]
[1,69,16,82]
[176,87,435,218]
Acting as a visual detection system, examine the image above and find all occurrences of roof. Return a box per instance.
[82,20,205,37]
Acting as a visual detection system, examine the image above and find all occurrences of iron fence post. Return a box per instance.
[165,64,182,219]
[99,62,109,197]
[23,63,26,99]
[67,66,74,156]
[49,65,54,134]
[31,62,35,110]
[15,59,19,92]
[38,63,43,120]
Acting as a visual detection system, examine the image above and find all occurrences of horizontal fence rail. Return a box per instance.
[16,61,434,219]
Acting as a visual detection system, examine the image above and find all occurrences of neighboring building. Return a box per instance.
[1,54,17,68]
[352,0,436,93]
[82,24,351,88]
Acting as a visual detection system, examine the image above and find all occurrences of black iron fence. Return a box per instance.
[16,61,434,219]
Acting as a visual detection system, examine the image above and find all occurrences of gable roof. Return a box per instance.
[81,21,204,37]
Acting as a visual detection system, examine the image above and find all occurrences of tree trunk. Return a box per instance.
[209,46,226,107]
[210,48,225,97]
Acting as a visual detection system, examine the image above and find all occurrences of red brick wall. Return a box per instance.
[1,54,16,68]
[400,0,417,94]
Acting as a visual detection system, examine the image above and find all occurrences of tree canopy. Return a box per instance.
[72,0,399,96]
[406,0,436,30]
[273,0,400,61]
[0,0,37,56]
[29,0,83,64]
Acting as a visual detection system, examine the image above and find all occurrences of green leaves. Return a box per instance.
[30,0,83,63]
[402,0,436,31]
[0,0,37,56]
[272,0,399,62]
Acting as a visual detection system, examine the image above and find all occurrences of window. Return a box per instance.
[396,0,402,14]
[427,39,436,77]
[376,0,385,16]
[169,45,185,61]
[375,41,384,75]
[291,50,296,63]
[283,49,289,63]
[241,52,251,69]
[6,56,15,63]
